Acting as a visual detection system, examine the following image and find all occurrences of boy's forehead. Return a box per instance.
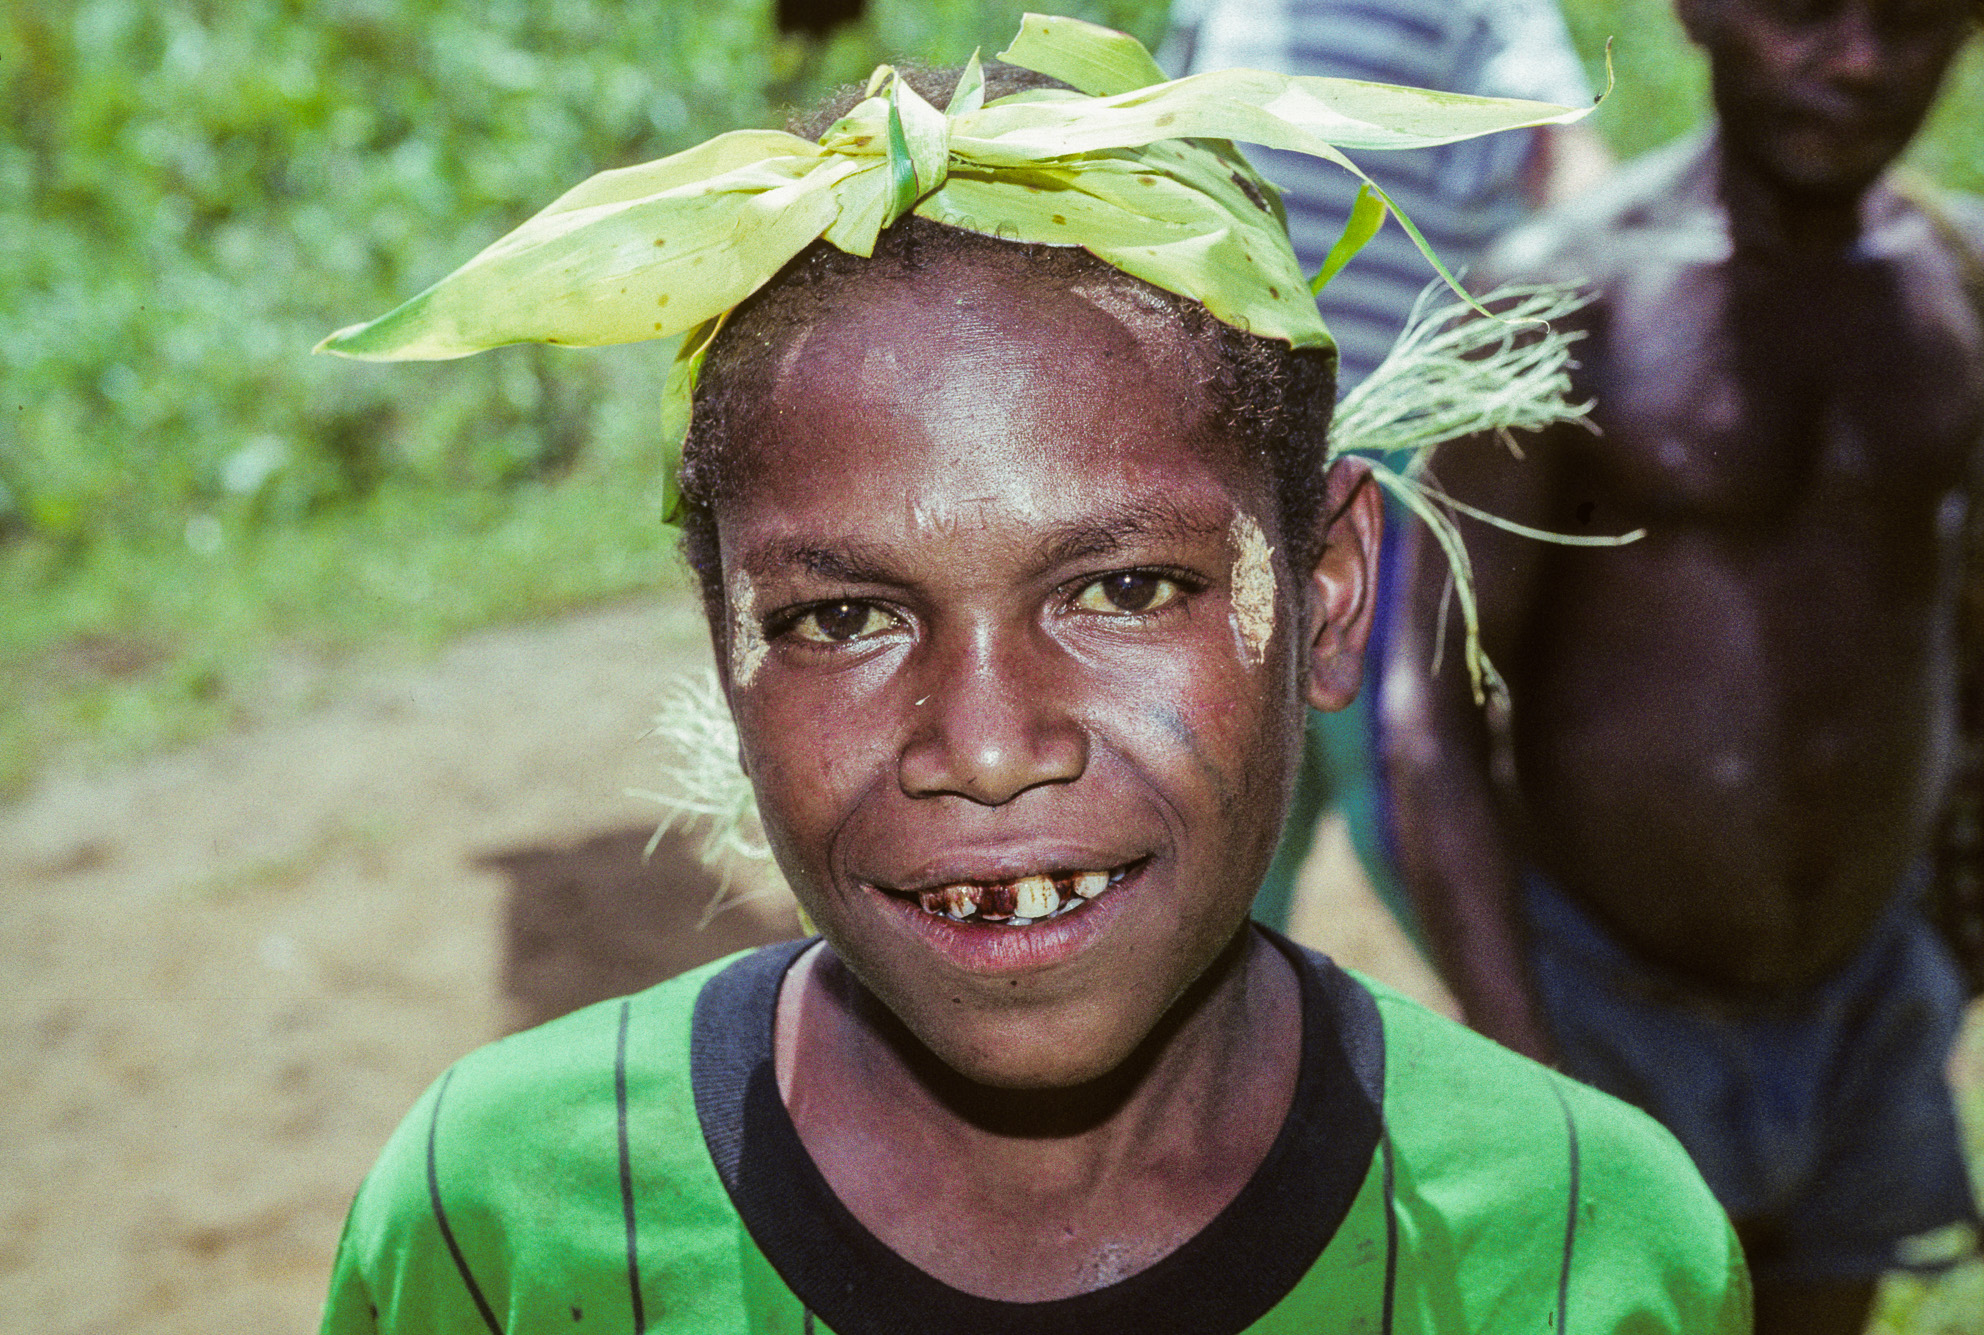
[1700,0,1973,47]
[772,258,1207,417]
[719,259,1274,561]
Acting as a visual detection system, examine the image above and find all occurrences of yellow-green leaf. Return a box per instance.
[320,154,858,360]
[945,50,986,117]
[1311,183,1387,294]
[530,130,818,216]
[659,316,725,521]
[954,68,1589,161]
[319,13,1597,367]
[996,12,1168,98]
[924,156,1327,347]
[893,75,951,194]
[885,89,919,225]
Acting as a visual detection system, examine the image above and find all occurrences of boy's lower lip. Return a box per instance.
[864,861,1147,977]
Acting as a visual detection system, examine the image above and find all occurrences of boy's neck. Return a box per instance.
[1713,126,1873,257]
[773,928,1302,1301]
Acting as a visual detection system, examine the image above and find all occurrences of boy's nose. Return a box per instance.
[897,632,1087,805]
[1815,7,1884,90]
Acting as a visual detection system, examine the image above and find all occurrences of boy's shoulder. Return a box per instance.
[362,942,764,1182]
[406,944,743,1132]
[1935,188,1984,253]
[1904,184,1984,294]
[1349,968,1752,1332]
[1359,966,1721,1203]
[323,946,776,1335]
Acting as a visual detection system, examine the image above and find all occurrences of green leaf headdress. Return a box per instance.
[319,12,1621,702]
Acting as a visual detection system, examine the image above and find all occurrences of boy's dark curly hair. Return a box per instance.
[676,65,1339,621]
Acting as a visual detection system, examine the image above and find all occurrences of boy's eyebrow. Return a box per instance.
[1032,498,1232,568]
[747,538,903,585]
[742,499,1235,585]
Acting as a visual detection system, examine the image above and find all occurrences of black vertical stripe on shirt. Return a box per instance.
[1548,1076,1582,1332]
[616,999,646,1333]
[1380,1129,1398,1335]
[426,1066,505,1335]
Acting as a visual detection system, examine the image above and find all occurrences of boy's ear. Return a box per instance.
[1301,459,1382,713]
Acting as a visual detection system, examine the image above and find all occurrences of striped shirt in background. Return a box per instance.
[1162,0,1593,389]
[1160,0,1595,936]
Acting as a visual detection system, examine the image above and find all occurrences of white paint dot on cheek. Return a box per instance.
[1228,513,1277,668]
[728,568,769,688]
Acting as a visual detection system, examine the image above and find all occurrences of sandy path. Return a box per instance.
[0,597,762,1333]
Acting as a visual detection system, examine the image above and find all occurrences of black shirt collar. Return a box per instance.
[691,928,1384,1335]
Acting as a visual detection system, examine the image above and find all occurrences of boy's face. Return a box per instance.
[712,263,1372,1090]
[1683,0,1970,195]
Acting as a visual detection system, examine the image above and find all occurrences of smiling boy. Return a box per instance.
[688,234,1364,1312]
[317,18,1749,1332]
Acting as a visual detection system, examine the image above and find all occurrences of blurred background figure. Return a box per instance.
[1161,0,1610,939]
[1384,0,1984,1329]
[775,0,868,38]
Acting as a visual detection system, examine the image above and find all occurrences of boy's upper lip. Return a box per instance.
[862,843,1154,895]
[1778,87,1903,134]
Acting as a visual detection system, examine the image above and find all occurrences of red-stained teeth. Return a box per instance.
[978,882,1017,920]
[917,885,980,919]
[907,866,1125,925]
[1013,875,1057,919]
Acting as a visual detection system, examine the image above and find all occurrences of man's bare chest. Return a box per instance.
[1581,251,1983,529]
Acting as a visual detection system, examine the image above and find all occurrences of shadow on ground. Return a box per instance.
[486,825,803,1032]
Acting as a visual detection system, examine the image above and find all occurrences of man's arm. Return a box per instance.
[1381,422,1569,1063]
[1925,190,1984,994]
[1935,454,1984,996]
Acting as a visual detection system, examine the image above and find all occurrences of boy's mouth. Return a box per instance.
[880,862,1138,927]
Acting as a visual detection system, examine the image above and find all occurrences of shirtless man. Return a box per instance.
[1384,0,1983,1328]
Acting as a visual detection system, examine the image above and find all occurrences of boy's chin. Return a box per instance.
[836,951,1190,1097]
[1737,127,1904,201]
[902,1004,1156,1094]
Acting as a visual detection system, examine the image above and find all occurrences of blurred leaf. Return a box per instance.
[2,0,1174,553]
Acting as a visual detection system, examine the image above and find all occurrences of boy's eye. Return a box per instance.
[1071,571,1187,616]
[1881,0,1956,30]
[790,601,897,643]
[1767,0,1840,21]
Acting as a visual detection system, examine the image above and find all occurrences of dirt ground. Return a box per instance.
[1,597,773,1333]
[3,593,1971,1334]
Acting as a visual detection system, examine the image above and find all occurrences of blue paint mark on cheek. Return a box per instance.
[1143,701,1197,751]
[1139,702,1237,810]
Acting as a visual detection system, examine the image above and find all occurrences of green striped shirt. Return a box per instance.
[322,935,1750,1333]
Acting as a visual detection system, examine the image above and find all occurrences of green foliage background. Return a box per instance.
[2,0,1169,551]
[0,0,1980,794]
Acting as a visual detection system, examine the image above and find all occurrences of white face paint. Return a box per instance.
[1228,513,1277,668]
[728,567,769,688]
